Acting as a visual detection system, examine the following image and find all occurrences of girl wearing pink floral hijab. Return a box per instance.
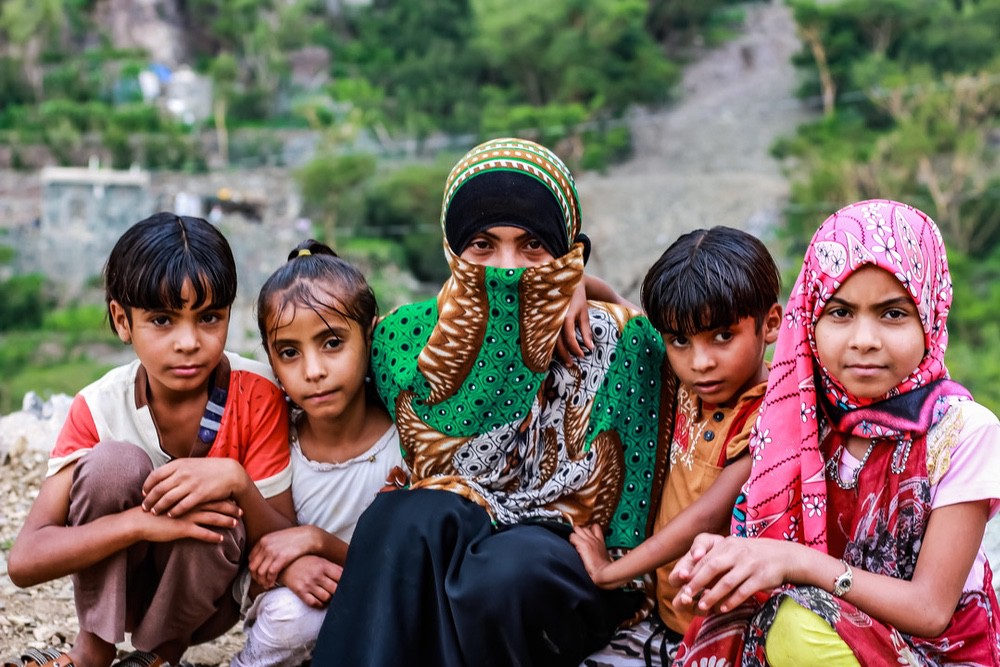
[669,200,1000,666]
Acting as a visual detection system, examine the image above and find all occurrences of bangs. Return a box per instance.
[124,255,235,312]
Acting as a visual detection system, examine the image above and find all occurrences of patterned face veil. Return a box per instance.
[370,138,668,557]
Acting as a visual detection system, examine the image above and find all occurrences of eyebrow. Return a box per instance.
[826,295,915,309]
[271,324,349,348]
[474,229,539,242]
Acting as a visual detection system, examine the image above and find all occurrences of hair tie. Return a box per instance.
[297,249,312,257]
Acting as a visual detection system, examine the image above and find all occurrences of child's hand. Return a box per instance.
[131,501,240,544]
[555,281,594,365]
[569,523,616,588]
[250,525,325,590]
[379,465,408,493]
[671,534,795,614]
[141,457,246,518]
[278,555,343,609]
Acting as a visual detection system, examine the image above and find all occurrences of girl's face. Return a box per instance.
[266,301,370,424]
[814,265,925,399]
[459,225,555,268]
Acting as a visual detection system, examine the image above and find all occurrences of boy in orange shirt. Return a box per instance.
[572,226,782,665]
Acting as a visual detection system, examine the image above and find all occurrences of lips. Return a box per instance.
[305,390,337,402]
[844,364,886,377]
[171,365,203,377]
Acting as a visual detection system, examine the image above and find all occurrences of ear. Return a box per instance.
[109,300,133,344]
[762,303,782,345]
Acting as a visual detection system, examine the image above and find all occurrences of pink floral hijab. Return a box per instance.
[738,199,970,547]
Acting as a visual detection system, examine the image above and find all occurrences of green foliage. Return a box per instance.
[42,303,107,334]
[0,56,33,105]
[363,161,453,283]
[341,0,482,138]
[778,0,1000,411]
[472,0,676,112]
[0,274,55,332]
[646,0,753,48]
[296,152,378,243]
[0,356,114,415]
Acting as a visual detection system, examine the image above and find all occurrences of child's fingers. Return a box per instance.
[667,534,718,587]
[585,523,603,539]
[189,509,240,530]
[196,499,243,520]
[554,335,574,367]
[577,308,593,352]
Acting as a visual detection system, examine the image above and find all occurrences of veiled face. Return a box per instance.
[458,226,555,269]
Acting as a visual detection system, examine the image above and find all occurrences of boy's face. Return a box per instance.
[459,225,555,268]
[664,305,781,407]
[110,279,230,400]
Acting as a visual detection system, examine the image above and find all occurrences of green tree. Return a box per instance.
[0,0,67,99]
[296,152,377,244]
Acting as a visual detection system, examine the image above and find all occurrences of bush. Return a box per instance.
[0,274,54,332]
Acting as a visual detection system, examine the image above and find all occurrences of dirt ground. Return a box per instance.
[0,2,809,664]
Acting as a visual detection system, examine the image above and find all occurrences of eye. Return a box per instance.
[151,315,171,326]
[825,306,850,319]
[323,337,343,350]
[668,335,689,348]
[714,330,734,343]
[201,312,223,325]
[524,238,544,251]
[276,347,299,361]
[884,307,911,321]
[467,237,492,251]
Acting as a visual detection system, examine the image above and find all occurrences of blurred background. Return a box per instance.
[0,0,998,418]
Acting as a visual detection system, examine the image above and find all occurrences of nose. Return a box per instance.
[690,343,716,373]
[303,350,328,381]
[173,322,200,352]
[849,317,882,351]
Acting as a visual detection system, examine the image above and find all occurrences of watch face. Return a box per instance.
[834,562,853,596]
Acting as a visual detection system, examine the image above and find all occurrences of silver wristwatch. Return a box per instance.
[832,559,853,597]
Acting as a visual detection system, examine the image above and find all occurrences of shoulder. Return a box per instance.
[375,300,438,332]
[225,351,279,388]
[76,358,142,409]
[927,399,1000,487]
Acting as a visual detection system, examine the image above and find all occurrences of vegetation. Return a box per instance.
[781,0,1000,412]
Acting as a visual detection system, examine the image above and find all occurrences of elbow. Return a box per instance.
[909,605,954,639]
[7,548,39,588]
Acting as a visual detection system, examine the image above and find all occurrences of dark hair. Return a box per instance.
[256,239,379,354]
[640,226,780,336]
[104,212,237,335]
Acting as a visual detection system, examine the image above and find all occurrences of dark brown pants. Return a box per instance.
[68,441,244,650]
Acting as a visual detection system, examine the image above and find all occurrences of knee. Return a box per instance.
[354,490,484,552]
[251,588,325,647]
[765,597,859,667]
[69,441,152,517]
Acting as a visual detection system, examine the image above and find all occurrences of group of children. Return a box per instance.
[4,137,999,667]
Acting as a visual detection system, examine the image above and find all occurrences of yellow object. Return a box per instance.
[765,597,860,666]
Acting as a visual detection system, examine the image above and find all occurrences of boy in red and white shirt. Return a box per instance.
[8,213,294,667]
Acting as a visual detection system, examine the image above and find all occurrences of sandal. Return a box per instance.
[112,651,167,667]
[2,648,74,667]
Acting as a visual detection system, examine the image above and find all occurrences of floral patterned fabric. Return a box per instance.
[673,200,1000,665]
